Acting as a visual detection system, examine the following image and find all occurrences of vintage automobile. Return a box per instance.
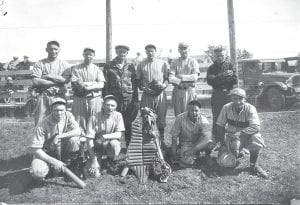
[238,57,300,111]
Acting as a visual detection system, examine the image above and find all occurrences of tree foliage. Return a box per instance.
[204,45,253,61]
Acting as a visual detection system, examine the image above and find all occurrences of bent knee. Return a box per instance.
[30,158,49,180]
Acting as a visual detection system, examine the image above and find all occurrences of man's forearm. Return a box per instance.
[59,127,81,140]
[32,78,57,88]
[33,148,60,165]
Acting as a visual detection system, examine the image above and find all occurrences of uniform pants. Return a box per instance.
[140,91,167,129]
[211,89,231,141]
[30,136,80,180]
[172,87,197,116]
[71,95,102,135]
[94,139,121,158]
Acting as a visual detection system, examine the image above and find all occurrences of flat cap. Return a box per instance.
[13,56,18,59]
[115,45,130,51]
[178,42,189,48]
[51,97,67,106]
[104,95,118,103]
[83,47,95,53]
[145,44,157,51]
[24,55,29,58]
[230,88,246,98]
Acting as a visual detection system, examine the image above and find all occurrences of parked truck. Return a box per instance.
[238,57,300,111]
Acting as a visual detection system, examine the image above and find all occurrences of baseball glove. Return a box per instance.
[72,81,88,97]
[147,80,164,96]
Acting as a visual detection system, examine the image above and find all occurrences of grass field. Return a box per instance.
[0,109,299,204]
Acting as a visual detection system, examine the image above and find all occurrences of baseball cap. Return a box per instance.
[115,45,130,51]
[230,88,246,98]
[145,44,157,51]
[178,42,189,49]
[83,47,95,53]
[51,97,67,106]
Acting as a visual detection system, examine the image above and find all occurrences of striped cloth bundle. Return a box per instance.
[127,117,158,166]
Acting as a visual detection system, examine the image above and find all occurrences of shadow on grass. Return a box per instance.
[168,156,251,178]
[0,153,32,172]
[0,169,81,196]
[0,169,34,195]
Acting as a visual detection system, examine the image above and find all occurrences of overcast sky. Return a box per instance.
[0,0,299,62]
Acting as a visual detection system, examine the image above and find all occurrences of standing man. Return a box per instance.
[32,41,71,125]
[103,45,139,147]
[30,97,81,182]
[216,88,268,178]
[206,46,237,150]
[4,56,20,70]
[136,44,169,149]
[85,95,125,176]
[169,42,199,116]
[18,55,32,70]
[71,47,105,137]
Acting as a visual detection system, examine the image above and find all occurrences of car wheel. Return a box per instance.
[265,87,285,111]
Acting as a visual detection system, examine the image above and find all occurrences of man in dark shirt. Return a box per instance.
[103,45,139,147]
[206,47,237,151]
[18,56,33,70]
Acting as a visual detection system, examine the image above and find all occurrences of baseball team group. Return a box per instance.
[29,40,268,187]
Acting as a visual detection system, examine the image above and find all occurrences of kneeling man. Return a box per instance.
[30,97,81,181]
[216,88,268,178]
[86,95,125,176]
[170,100,212,168]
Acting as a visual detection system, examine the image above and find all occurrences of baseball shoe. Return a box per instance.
[250,165,268,179]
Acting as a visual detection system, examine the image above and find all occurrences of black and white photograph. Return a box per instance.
[0,0,299,204]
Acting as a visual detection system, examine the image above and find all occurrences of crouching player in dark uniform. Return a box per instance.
[29,98,82,182]
[170,100,213,168]
[103,45,139,147]
[216,88,268,178]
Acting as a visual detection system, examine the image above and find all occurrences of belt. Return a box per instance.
[176,85,195,90]
[213,88,230,92]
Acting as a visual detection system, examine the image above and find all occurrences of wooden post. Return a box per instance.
[106,0,112,63]
[227,0,239,87]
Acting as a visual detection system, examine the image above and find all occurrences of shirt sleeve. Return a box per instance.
[31,123,46,148]
[71,66,80,82]
[96,67,106,83]
[66,111,80,130]
[216,105,228,127]
[135,63,142,80]
[191,58,199,74]
[32,61,43,78]
[170,115,182,138]
[163,61,170,81]
[114,112,125,132]
[242,105,261,135]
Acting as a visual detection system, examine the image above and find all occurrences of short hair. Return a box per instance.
[188,100,202,109]
[47,41,60,48]
[145,44,157,51]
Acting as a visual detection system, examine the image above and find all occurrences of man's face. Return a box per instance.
[231,95,246,110]
[178,47,189,58]
[187,105,201,121]
[116,48,128,61]
[215,51,225,64]
[46,44,60,59]
[146,48,156,60]
[103,99,117,115]
[83,50,95,64]
[52,104,66,121]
